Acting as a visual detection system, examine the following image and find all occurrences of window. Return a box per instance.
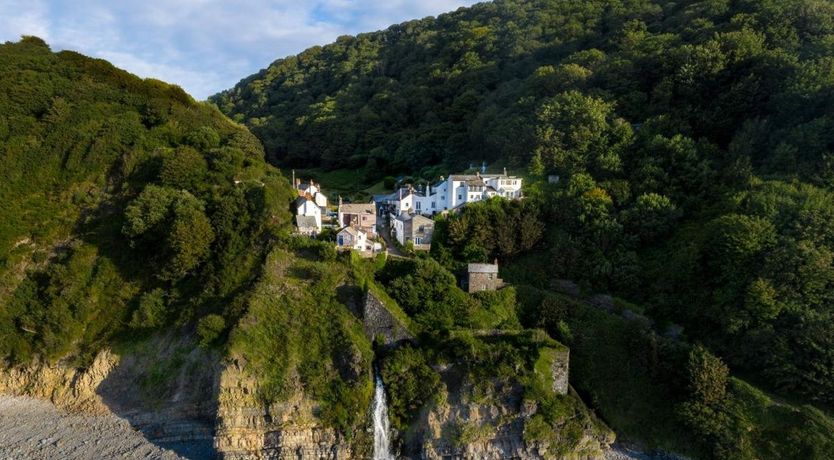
[458,194,462,200]
[416,201,421,210]
[431,202,436,209]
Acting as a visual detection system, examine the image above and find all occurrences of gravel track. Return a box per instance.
[0,396,185,460]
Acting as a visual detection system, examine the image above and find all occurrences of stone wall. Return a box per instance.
[361,292,413,346]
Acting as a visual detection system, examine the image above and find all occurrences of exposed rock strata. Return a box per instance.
[0,349,118,414]
[214,359,362,459]
[0,334,221,458]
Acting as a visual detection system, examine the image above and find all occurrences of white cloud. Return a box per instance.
[0,0,51,42]
[0,0,479,99]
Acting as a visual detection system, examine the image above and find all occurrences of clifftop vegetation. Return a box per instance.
[0,37,294,365]
[215,0,834,457]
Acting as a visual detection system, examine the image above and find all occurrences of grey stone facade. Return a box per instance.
[465,262,504,293]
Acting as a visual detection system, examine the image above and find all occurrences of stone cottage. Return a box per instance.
[392,213,435,248]
[465,261,504,293]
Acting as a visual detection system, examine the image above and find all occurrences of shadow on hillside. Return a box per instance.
[96,332,222,460]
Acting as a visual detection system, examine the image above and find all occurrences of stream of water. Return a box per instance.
[372,372,394,460]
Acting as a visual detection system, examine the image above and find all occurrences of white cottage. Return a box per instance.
[293,196,322,233]
[292,171,328,209]
[336,227,367,251]
[378,170,523,218]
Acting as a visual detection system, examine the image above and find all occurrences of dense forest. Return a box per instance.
[215,0,834,457]
[0,37,295,364]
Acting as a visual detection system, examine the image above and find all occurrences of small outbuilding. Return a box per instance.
[465,260,504,293]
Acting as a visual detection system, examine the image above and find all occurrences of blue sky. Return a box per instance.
[0,0,479,99]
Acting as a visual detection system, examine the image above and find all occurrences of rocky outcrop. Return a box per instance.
[214,359,361,459]
[549,348,570,396]
[405,374,614,460]
[0,333,222,458]
[362,291,413,346]
[0,349,118,414]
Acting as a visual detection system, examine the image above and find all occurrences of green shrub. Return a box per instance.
[380,345,441,430]
[130,289,167,329]
[197,314,225,347]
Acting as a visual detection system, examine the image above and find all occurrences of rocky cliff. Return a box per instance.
[0,333,221,458]
[0,349,118,414]
[401,364,613,460]
[214,358,366,459]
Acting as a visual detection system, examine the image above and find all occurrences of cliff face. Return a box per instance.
[214,359,365,460]
[403,368,613,460]
[0,349,118,414]
[0,333,221,457]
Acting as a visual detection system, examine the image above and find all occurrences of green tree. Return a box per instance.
[160,146,208,192]
[197,314,226,347]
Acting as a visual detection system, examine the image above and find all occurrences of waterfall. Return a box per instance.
[372,371,394,460]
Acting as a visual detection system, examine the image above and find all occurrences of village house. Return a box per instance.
[338,199,377,236]
[292,171,328,209]
[293,196,322,234]
[464,261,504,293]
[375,169,522,218]
[336,226,368,251]
[392,213,435,249]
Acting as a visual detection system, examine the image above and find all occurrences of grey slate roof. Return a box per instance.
[468,263,499,274]
[339,226,360,236]
[340,203,376,214]
[293,196,311,208]
[295,215,318,229]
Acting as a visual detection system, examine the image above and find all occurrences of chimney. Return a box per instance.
[427,183,432,196]
[399,188,402,200]
[476,171,480,178]
[292,169,296,187]
[493,258,498,266]
[339,195,343,207]
[503,167,507,176]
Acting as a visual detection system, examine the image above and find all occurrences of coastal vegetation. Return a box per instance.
[216,0,834,457]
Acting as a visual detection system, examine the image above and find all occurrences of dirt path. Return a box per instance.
[0,396,185,460]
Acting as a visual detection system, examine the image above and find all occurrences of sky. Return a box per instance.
[0,0,479,99]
